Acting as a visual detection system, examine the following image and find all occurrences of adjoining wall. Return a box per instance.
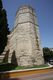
[8,6,44,66]
[50,48,53,51]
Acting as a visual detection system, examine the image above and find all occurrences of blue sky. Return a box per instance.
[2,0,53,48]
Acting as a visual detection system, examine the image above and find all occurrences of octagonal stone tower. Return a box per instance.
[8,6,44,66]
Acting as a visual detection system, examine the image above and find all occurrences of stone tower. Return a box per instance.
[8,6,44,66]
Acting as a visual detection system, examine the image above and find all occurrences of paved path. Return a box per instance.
[1,71,53,80]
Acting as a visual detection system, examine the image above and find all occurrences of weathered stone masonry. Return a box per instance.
[8,6,44,66]
[0,6,44,66]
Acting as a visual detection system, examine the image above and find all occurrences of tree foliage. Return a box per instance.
[43,47,53,63]
[0,0,10,54]
[0,0,3,10]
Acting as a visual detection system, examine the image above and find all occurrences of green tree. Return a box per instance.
[0,0,10,54]
[0,0,3,10]
[50,51,53,59]
[43,47,51,62]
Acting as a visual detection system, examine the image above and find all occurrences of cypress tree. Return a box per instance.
[0,0,3,10]
[0,0,10,54]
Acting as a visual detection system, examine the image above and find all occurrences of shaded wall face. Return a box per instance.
[9,7,44,66]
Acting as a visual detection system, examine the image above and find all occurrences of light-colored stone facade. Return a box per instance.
[50,48,53,51]
[0,6,44,66]
[7,6,44,66]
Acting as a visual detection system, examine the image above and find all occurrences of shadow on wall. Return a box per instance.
[11,50,18,66]
[3,49,10,63]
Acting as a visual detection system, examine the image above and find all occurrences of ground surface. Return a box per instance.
[0,71,53,80]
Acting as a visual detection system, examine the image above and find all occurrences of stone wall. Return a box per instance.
[8,6,44,66]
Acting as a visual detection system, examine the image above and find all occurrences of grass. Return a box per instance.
[15,64,49,70]
[0,63,48,72]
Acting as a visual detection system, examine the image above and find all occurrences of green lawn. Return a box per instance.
[15,64,48,70]
[0,63,48,72]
